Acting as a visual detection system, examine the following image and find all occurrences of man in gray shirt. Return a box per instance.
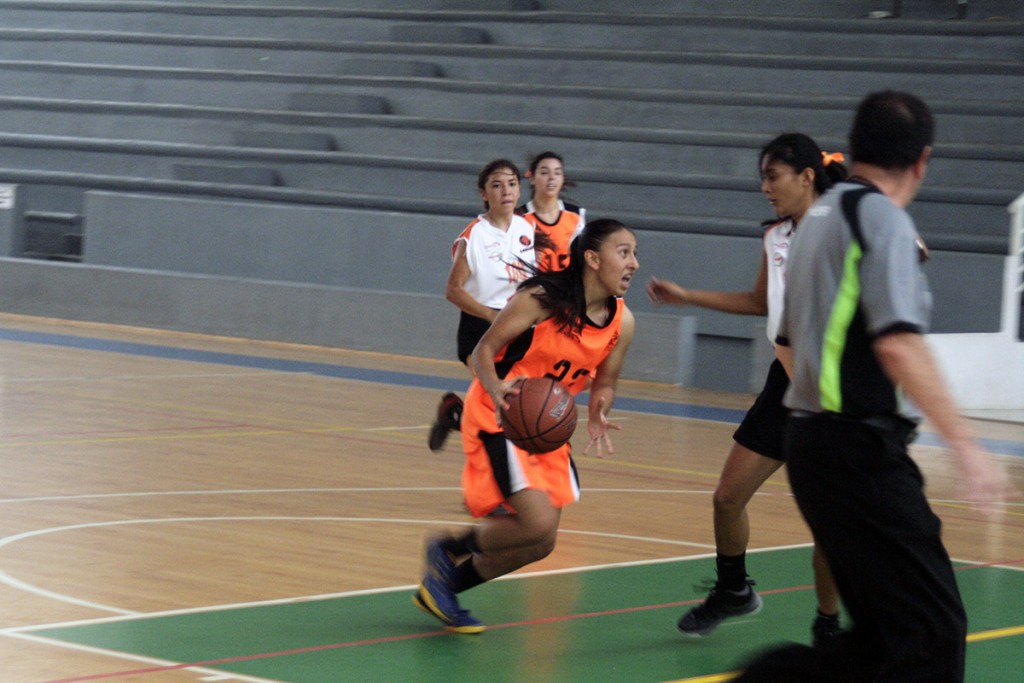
[734,91,1007,682]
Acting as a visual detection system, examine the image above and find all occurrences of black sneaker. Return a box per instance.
[811,611,841,647]
[428,392,463,451]
[677,581,763,637]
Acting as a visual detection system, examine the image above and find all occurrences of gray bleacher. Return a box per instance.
[0,0,1020,390]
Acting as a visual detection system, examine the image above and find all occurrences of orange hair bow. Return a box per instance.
[821,151,845,166]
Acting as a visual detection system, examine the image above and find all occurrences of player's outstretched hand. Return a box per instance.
[583,397,621,458]
[646,276,687,306]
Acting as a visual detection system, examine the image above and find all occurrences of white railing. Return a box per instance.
[1005,192,1024,339]
[927,191,1024,413]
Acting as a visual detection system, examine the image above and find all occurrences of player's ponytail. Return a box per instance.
[820,150,849,187]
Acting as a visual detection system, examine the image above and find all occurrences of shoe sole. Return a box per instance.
[428,418,452,451]
[677,593,764,638]
[428,393,462,451]
[428,421,451,451]
[413,586,486,635]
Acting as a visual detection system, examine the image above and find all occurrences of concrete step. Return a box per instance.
[0,30,1019,99]
[0,9,1019,61]
[0,140,1013,251]
[0,63,1019,150]
[0,98,1018,191]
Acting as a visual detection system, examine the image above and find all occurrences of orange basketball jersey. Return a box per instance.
[464,295,624,434]
[518,200,585,273]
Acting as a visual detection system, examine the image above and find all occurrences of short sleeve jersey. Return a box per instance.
[763,217,795,345]
[454,214,537,309]
[499,296,623,397]
[518,200,586,273]
[777,182,932,419]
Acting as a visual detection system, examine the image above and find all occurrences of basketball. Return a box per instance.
[500,377,578,454]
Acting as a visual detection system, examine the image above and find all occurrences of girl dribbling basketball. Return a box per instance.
[414,219,638,633]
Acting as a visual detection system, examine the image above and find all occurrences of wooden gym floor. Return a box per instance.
[0,312,1020,682]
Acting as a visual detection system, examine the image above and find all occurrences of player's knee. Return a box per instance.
[712,485,746,514]
[526,534,557,563]
[519,510,559,546]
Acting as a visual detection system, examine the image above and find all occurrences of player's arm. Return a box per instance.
[445,241,499,322]
[470,287,547,413]
[646,251,768,315]
[584,306,636,457]
[873,331,1009,512]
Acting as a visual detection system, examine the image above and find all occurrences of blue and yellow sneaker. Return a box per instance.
[426,537,456,584]
[414,575,486,634]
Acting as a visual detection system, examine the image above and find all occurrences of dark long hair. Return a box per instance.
[759,133,848,195]
[517,218,631,336]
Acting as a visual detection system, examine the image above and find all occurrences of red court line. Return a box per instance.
[31,587,812,683]
[36,630,450,683]
[33,561,1022,683]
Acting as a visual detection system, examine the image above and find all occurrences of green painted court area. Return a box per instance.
[30,548,1024,683]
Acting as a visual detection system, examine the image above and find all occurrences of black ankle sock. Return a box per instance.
[816,609,840,621]
[451,558,486,594]
[442,530,480,558]
[716,552,748,591]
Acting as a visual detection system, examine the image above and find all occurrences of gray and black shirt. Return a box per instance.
[776,181,932,420]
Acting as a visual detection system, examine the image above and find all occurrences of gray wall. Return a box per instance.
[0,2,1017,392]
[0,255,696,387]
[0,189,999,392]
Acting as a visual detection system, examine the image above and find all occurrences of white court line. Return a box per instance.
[8,540,1016,639]
[1,489,1016,629]
[0,568,134,616]
[0,515,718,621]
[0,486,719,505]
[0,487,464,505]
[5,542,814,637]
[0,371,284,383]
[930,497,1024,508]
[5,486,1015,508]
[5,630,285,683]
[2,544,795,683]
[559,528,716,549]
[6,539,1017,683]
[950,556,1024,573]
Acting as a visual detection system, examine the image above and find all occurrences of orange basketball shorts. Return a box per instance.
[460,379,581,518]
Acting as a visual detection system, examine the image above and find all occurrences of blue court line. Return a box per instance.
[2,326,1022,458]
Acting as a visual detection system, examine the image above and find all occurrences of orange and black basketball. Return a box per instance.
[500,377,578,454]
